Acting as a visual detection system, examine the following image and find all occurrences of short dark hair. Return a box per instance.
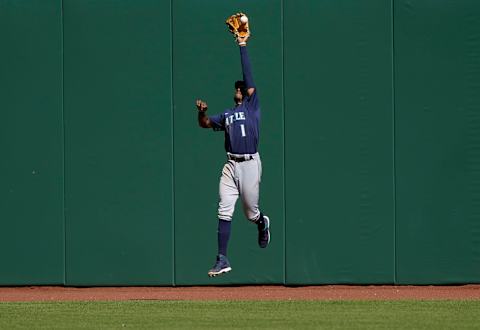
[235,80,247,96]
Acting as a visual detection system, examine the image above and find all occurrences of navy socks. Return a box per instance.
[217,219,231,256]
[217,214,266,256]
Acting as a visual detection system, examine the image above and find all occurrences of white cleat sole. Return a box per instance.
[208,267,232,277]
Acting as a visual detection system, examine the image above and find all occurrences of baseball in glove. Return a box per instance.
[225,12,250,41]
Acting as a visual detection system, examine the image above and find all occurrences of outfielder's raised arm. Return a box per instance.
[239,44,255,96]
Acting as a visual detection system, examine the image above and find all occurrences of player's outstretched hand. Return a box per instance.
[196,99,208,112]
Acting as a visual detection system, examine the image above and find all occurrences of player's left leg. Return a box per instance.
[237,154,270,248]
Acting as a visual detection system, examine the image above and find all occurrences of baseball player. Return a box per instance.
[196,32,270,277]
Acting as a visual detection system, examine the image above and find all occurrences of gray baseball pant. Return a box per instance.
[217,152,262,222]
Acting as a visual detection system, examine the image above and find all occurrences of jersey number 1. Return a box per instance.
[240,124,246,137]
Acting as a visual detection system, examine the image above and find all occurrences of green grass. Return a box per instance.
[0,300,479,329]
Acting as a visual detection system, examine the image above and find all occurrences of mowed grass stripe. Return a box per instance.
[0,300,479,329]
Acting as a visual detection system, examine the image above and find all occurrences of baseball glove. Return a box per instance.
[225,12,250,39]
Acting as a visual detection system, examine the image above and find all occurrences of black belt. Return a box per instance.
[228,154,254,162]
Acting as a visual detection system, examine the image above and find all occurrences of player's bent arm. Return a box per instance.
[198,112,212,128]
[196,99,212,128]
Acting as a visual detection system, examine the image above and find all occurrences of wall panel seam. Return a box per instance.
[61,0,67,286]
[391,0,397,285]
[170,0,176,286]
[281,0,287,286]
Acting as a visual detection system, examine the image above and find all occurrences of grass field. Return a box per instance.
[0,300,479,329]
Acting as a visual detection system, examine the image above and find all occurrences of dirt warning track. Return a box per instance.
[1,285,479,301]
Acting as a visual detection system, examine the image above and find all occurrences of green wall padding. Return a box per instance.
[0,0,64,285]
[63,0,173,285]
[1,0,480,286]
[395,0,480,284]
[284,0,395,284]
[172,0,284,285]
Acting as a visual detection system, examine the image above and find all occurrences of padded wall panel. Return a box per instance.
[0,0,64,285]
[173,0,284,284]
[395,0,480,284]
[284,0,394,284]
[64,0,173,285]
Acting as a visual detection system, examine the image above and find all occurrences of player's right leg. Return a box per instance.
[217,161,239,222]
[208,161,238,277]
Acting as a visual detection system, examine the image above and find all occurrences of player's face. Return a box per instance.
[234,88,243,104]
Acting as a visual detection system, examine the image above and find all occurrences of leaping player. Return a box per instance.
[195,26,270,278]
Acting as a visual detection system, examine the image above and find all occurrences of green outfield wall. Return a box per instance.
[1,0,479,285]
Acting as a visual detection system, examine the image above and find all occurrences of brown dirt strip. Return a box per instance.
[0,285,479,301]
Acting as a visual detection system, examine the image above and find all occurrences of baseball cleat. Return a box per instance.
[258,215,270,248]
[208,254,232,277]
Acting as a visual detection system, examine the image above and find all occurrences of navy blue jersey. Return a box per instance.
[209,91,260,154]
